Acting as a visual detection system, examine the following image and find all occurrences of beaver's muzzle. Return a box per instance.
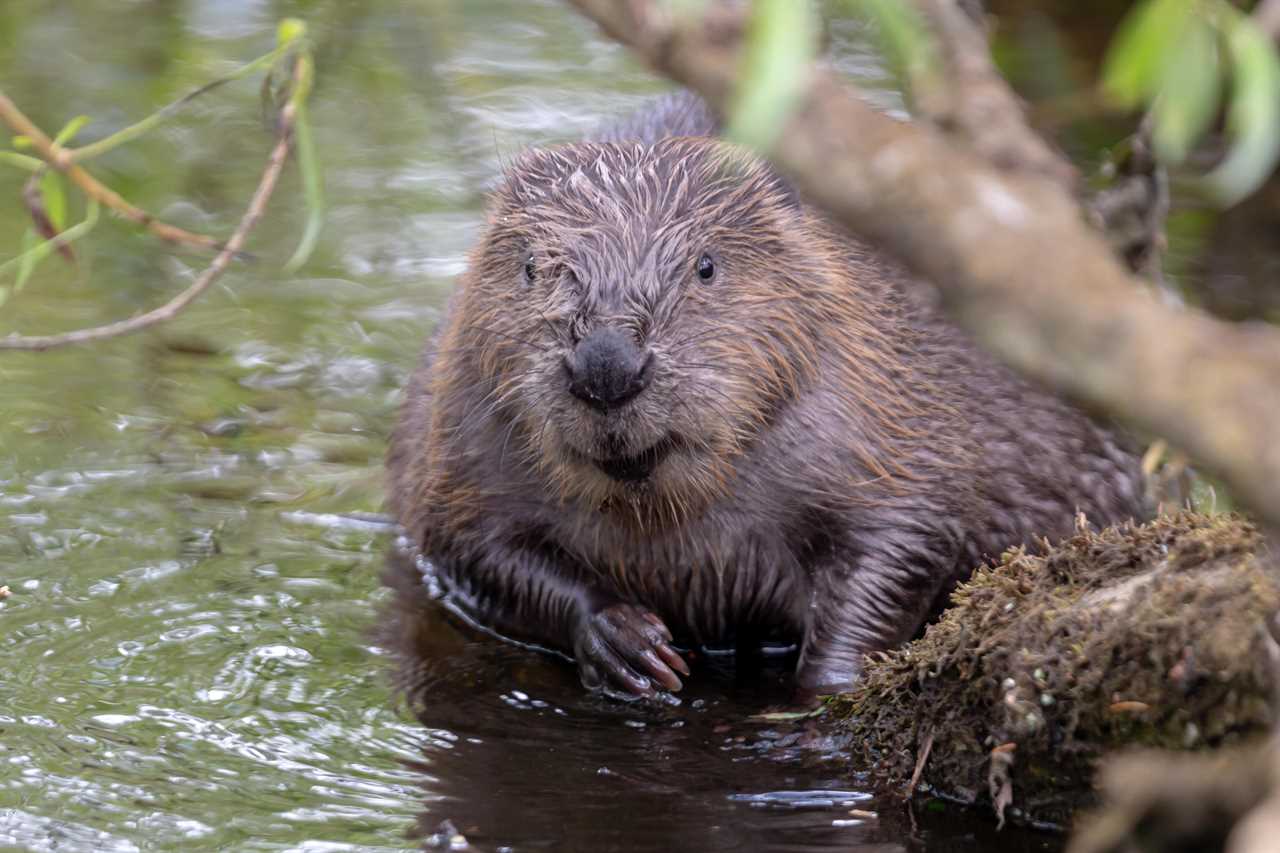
[563,327,655,413]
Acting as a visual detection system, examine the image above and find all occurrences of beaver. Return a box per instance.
[387,93,1149,698]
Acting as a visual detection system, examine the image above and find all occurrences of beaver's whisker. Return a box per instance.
[499,386,560,471]
[430,341,536,358]
[533,406,557,468]
[449,370,542,437]
[536,310,567,346]
[464,324,551,352]
[671,389,736,451]
[666,328,743,352]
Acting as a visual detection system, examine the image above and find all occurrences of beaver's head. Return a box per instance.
[453,137,846,522]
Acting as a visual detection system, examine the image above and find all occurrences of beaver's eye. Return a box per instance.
[696,253,715,282]
[523,256,536,285]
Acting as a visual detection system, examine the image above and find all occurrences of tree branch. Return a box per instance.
[910,0,1076,188]
[0,91,226,254]
[913,0,1169,282]
[1257,0,1280,41]
[565,0,1280,529]
[0,63,304,351]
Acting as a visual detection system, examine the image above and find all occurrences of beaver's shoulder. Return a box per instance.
[588,91,717,144]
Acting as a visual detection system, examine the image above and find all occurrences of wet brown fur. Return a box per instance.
[387,94,1149,692]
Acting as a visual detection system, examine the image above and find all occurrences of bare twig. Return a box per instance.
[1087,120,1169,282]
[905,729,934,798]
[65,41,292,164]
[565,0,1280,530]
[0,63,303,351]
[0,91,225,254]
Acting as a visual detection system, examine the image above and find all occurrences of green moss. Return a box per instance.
[831,512,1278,827]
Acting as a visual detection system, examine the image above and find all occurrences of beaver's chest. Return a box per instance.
[557,513,814,647]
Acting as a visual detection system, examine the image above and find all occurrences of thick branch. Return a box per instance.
[913,1,1167,282]
[910,0,1076,188]
[1257,0,1280,41]
[566,0,1280,529]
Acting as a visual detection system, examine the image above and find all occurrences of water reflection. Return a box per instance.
[379,549,1059,852]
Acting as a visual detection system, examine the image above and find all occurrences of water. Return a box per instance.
[0,2,1056,849]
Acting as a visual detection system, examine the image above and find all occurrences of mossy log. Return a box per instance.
[830,512,1278,828]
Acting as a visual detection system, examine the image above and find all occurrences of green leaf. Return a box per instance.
[14,227,40,291]
[282,98,325,274]
[1101,0,1197,107]
[725,0,819,151]
[1,199,100,289]
[71,38,297,163]
[0,151,43,171]
[1151,17,1221,164]
[39,171,66,231]
[1203,12,1280,205]
[51,115,90,147]
[277,18,306,47]
[853,0,935,86]
[11,135,31,150]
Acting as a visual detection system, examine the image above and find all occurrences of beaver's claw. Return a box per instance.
[573,603,689,698]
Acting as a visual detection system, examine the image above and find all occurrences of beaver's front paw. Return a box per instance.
[573,603,689,698]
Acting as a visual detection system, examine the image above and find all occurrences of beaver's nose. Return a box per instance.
[564,328,655,413]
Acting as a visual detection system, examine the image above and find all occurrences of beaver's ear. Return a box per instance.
[494,150,542,207]
[759,167,802,214]
[738,154,801,214]
[696,140,801,214]
[499,144,594,206]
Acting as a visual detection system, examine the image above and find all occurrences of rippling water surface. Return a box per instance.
[0,2,1055,850]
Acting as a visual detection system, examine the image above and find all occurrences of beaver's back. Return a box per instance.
[590,91,717,143]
